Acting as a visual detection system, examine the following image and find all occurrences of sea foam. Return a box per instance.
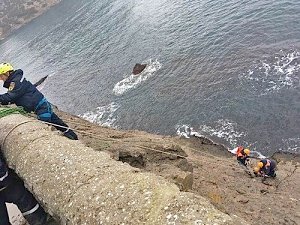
[176,119,247,147]
[113,59,162,96]
[79,102,119,127]
[243,50,300,94]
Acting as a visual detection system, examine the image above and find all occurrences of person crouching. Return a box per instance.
[253,159,277,178]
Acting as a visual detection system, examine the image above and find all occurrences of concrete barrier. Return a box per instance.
[0,113,246,225]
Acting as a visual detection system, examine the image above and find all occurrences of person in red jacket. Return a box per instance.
[236,146,251,167]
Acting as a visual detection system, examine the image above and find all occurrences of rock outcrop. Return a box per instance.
[132,63,147,75]
[0,113,247,225]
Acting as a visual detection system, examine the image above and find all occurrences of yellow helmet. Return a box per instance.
[0,63,14,75]
[257,162,264,168]
[253,167,260,173]
[244,149,250,156]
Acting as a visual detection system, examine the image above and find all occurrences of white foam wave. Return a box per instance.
[199,119,247,147]
[243,50,300,94]
[176,123,269,158]
[113,59,162,96]
[79,102,119,127]
[279,137,300,153]
[176,124,205,139]
[176,119,246,147]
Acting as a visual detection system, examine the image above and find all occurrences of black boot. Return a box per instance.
[63,129,78,140]
[23,205,47,225]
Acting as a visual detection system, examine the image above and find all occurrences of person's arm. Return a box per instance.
[0,80,26,104]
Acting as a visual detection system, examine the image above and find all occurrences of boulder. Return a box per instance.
[132,63,147,75]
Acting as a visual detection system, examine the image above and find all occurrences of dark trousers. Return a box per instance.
[0,198,10,225]
[237,156,248,167]
[0,171,47,225]
[35,101,78,140]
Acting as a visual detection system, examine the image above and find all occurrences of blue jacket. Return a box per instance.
[260,159,276,175]
[0,69,44,112]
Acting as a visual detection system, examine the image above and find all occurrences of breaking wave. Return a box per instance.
[280,137,300,153]
[113,59,162,96]
[176,119,247,147]
[243,50,300,94]
[176,123,267,158]
[79,102,119,127]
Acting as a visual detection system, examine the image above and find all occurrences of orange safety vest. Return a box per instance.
[236,146,244,157]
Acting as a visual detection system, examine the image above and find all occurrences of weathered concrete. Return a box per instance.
[0,113,247,225]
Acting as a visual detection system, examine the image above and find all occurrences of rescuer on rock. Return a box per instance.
[0,63,78,140]
[253,158,277,178]
[236,146,251,167]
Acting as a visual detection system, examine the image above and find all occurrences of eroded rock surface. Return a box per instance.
[0,113,247,225]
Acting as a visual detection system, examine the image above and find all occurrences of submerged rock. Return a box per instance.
[132,63,147,75]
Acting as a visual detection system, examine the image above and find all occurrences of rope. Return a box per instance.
[1,120,37,149]
[0,106,27,118]
[34,120,255,173]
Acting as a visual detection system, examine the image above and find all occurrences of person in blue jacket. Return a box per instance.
[253,158,277,178]
[0,152,49,225]
[0,63,78,140]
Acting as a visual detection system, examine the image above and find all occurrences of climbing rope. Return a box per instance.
[0,106,27,118]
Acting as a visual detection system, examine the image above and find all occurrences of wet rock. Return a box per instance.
[132,63,147,75]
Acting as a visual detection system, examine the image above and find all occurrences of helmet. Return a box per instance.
[253,167,260,173]
[244,149,250,156]
[0,63,14,75]
[257,162,264,168]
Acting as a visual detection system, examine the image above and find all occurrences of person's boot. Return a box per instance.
[23,206,47,225]
[63,130,78,140]
[45,215,59,225]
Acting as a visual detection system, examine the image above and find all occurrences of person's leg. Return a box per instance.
[2,171,47,225]
[36,102,78,140]
[51,113,78,140]
[0,196,10,225]
[269,170,276,178]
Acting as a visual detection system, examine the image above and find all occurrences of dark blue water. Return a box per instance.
[1,0,299,154]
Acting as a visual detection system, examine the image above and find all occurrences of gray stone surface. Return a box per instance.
[0,113,247,225]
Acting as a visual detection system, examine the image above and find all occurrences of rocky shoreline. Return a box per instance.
[1,1,299,224]
[4,108,300,225]
[0,0,61,40]
[55,110,300,225]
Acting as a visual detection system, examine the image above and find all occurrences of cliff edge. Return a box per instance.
[55,110,300,225]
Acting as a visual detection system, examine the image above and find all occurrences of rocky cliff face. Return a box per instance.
[0,112,248,225]
[1,107,300,225]
[0,0,61,40]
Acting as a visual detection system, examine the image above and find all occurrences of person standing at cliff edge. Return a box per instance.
[0,63,78,140]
